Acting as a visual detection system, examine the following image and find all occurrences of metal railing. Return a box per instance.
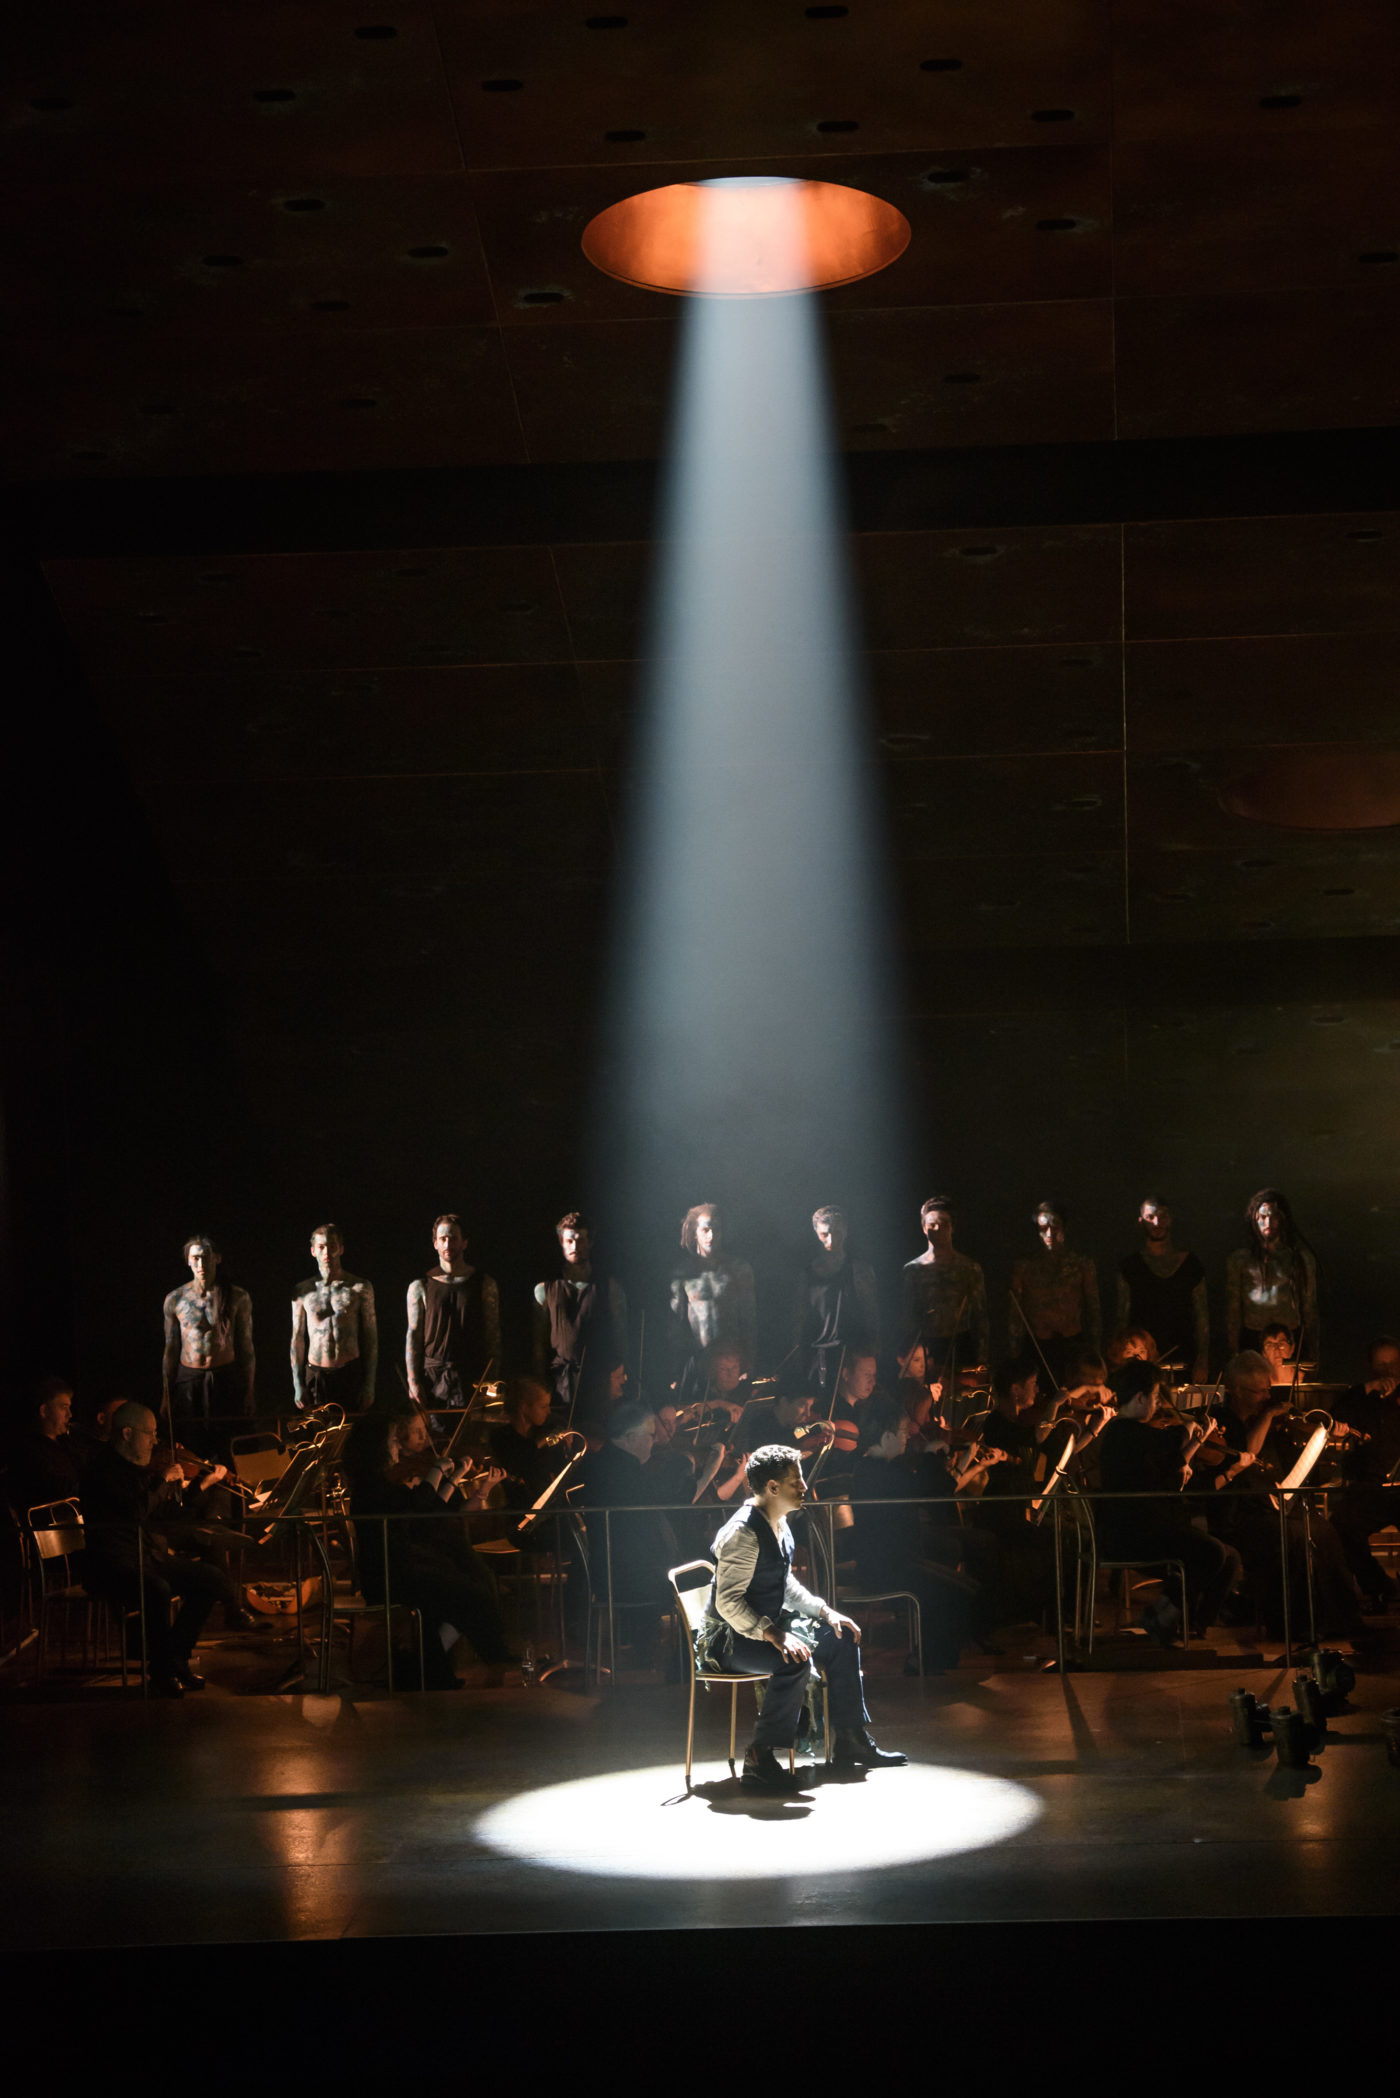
[109,1475,1396,1696]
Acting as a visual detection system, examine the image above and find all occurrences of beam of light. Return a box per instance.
[591,179,911,1285]
[473,1761,1043,1882]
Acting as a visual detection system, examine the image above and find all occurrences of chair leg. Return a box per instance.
[685,1671,697,1790]
[728,1683,738,1775]
[822,1681,831,1764]
[908,1595,922,1676]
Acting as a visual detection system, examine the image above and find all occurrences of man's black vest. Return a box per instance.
[735,1502,792,1625]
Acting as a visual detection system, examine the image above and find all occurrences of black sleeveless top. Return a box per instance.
[420,1270,487,1376]
[1119,1251,1204,1366]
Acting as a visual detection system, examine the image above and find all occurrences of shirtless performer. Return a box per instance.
[406,1213,502,1409]
[291,1223,377,1413]
[901,1196,989,1387]
[162,1236,254,1446]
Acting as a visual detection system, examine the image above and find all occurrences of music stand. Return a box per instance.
[515,1443,589,1683]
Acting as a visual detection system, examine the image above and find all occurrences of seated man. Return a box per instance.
[1208,1352,1364,1640]
[7,1376,83,1515]
[849,1395,973,1670]
[80,1401,241,1696]
[1095,1363,1241,1640]
[577,1400,678,1662]
[1331,1333,1400,1608]
[703,1442,906,1788]
[342,1408,514,1688]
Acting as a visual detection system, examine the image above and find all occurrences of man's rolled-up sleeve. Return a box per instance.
[713,1525,769,1638]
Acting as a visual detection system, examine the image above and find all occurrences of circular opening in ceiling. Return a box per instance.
[1219,750,1400,830]
[582,175,910,297]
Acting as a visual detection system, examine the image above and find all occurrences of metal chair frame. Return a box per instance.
[668,1559,830,1790]
[27,1502,140,1688]
[1065,1489,1190,1653]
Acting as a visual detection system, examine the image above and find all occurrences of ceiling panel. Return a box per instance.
[884,750,1122,858]
[166,876,609,978]
[1113,132,1400,299]
[4,4,462,183]
[871,644,1122,757]
[7,325,526,478]
[825,301,1115,450]
[898,850,1125,949]
[856,524,1121,649]
[45,546,572,672]
[1124,513,1400,640]
[91,663,598,779]
[438,0,1113,169]
[137,770,614,885]
[1129,842,1400,944]
[1115,286,1400,441]
[1112,0,1395,142]
[2,174,498,338]
[1128,745,1400,855]
[1126,634,1400,752]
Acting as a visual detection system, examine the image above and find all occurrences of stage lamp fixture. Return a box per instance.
[582,175,910,297]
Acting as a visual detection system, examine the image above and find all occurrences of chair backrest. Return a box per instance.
[28,1504,84,1581]
[668,1558,716,1636]
[233,1446,290,1488]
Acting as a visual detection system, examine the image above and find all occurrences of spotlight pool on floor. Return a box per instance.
[474,1761,1042,1880]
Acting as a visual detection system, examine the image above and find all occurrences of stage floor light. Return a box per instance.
[474,1762,1041,1882]
[583,175,909,296]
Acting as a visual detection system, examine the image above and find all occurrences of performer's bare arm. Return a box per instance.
[482,1275,502,1378]
[290,1295,309,1409]
[406,1279,427,1400]
[358,1282,378,1403]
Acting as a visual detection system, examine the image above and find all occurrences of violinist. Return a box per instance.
[489,1377,563,1514]
[6,1377,83,1515]
[1331,1335,1400,1609]
[342,1408,514,1689]
[80,1402,242,1696]
[1094,1363,1242,1641]
[1207,1354,1363,1641]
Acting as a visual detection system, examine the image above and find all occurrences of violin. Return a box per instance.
[153,1437,250,1500]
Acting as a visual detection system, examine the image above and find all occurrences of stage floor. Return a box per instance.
[5,1656,1398,1949]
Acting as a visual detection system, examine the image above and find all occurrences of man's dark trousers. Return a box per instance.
[715,1620,868,1747]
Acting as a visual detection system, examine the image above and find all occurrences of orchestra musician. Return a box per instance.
[80,1401,242,1696]
[1094,1362,1242,1642]
[1331,1335,1400,1610]
[1204,1353,1363,1641]
[342,1407,514,1688]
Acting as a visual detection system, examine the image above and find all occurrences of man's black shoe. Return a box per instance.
[151,1674,185,1699]
[833,1727,907,1768]
[174,1660,207,1690]
[739,1745,799,1790]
